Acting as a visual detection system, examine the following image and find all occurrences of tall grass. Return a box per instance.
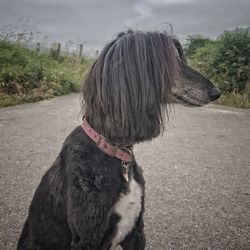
[0,40,92,107]
[215,92,250,109]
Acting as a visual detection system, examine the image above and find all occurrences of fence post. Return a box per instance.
[36,42,41,53]
[79,44,83,58]
[57,43,61,58]
[51,43,61,59]
[51,43,55,58]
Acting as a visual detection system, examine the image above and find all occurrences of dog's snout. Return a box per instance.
[209,87,221,101]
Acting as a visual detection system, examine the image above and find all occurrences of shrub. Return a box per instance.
[0,40,91,105]
[211,30,250,93]
[184,35,213,57]
[187,28,250,94]
[0,40,32,67]
[188,41,219,78]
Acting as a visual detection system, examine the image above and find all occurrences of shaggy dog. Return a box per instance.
[17,30,220,250]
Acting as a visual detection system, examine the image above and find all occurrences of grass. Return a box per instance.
[0,40,92,108]
[1,40,249,109]
[0,94,49,107]
[215,92,250,109]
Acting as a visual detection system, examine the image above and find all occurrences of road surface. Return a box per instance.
[0,93,249,249]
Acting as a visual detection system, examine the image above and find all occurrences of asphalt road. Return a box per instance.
[0,93,250,250]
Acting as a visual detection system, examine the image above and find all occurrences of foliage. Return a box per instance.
[1,27,250,108]
[188,42,219,78]
[187,28,250,97]
[0,40,91,107]
[215,92,250,109]
[184,35,213,57]
[212,30,250,93]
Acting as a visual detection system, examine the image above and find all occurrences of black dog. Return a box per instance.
[17,30,220,250]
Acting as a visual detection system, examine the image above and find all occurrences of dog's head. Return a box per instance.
[172,38,221,106]
[82,30,220,145]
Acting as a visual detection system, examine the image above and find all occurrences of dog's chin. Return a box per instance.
[173,95,211,107]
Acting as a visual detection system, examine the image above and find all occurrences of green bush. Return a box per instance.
[0,65,24,94]
[184,35,213,57]
[211,30,250,93]
[187,29,250,95]
[188,42,219,78]
[0,40,30,66]
[0,40,91,107]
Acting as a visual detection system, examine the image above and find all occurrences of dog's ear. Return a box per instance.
[171,38,186,63]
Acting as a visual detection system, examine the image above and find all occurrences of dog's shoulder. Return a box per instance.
[59,126,125,194]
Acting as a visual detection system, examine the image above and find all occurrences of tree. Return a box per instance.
[187,28,250,93]
[212,29,250,92]
[184,35,213,57]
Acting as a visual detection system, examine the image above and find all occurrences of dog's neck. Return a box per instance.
[81,117,133,163]
[84,113,136,146]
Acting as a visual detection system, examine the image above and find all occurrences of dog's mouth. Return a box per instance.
[172,87,215,107]
[172,94,210,107]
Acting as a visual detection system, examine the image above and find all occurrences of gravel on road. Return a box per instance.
[0,93,249,250]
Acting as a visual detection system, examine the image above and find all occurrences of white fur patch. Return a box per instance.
[111,176,142,249]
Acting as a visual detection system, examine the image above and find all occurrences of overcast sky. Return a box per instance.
[0,0,249,53]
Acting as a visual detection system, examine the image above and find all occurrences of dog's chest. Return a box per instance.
[111,176,142,249]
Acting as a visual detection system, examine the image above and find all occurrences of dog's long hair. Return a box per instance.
[82,30,180,145]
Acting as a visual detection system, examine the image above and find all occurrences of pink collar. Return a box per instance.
[81,117,133,162]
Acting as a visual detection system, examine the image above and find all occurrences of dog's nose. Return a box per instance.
[209,87,221,101]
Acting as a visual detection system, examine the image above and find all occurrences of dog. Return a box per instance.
[17,30,220,250]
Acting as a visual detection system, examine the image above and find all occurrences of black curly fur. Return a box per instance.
[17,29,220,250]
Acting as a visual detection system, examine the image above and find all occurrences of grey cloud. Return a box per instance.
[0,0,249,50]
[131,0,250,39]
[0,0,137,49]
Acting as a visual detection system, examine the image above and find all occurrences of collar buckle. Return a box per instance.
[96,134,118,157]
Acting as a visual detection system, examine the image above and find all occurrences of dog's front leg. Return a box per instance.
[67,177,117,250]
[120,212,146,250]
